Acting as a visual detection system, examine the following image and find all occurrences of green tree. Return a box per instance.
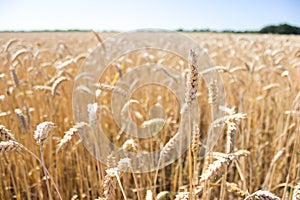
[259,23,300,34]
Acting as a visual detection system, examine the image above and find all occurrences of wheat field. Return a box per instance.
[0,31,299,200]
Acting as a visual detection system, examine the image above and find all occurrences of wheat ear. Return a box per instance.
[244,190,281,200]
[191,122,200,157]
[56,122,86,153]
[34,121,54,145]
[175,192,190,200]
[15,108,27,131]
[103,173,117,200]
[0,140,22,152]
[192,122,200,185]
[185,49,198,104]
[200,150,249,182]
[96,83,128,97]
[105,168,127,200]
[9,65,19,87]
[293,182,300,200]
[51,76,68,98]
[208,80,218,106]
[146,190,153,200]
[92,30,104,44]
[154,131,180,187]
[0,125,16,141]
[226,182,249,198]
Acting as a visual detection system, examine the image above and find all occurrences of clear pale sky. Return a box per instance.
[0,0,299,31]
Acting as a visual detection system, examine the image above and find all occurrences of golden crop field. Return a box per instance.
[0,31,299,200]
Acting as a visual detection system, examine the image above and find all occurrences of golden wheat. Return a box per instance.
[0,32,299,200]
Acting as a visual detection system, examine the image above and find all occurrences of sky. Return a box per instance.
[0,0,299,31]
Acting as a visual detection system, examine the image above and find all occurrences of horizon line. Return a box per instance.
[1,23,299,33]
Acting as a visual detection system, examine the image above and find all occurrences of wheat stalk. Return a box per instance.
[34,121,55,200]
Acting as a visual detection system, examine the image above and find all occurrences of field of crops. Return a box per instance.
[0,31,299,200]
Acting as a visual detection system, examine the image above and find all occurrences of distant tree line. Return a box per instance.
[259,24,300,34]
[177,23,300,35]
